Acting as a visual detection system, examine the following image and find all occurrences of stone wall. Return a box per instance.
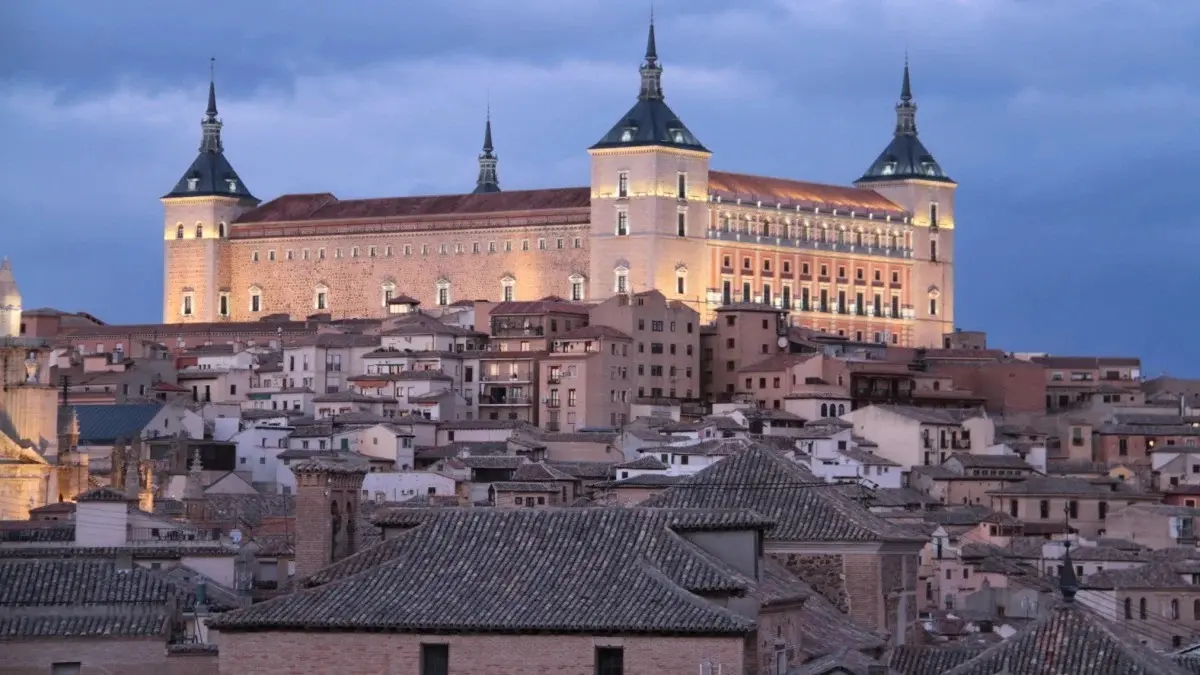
[225,224,590,322]
[772,553,847,612]
[217,632,746,675]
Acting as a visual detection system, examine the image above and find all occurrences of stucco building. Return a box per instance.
[161,24,958,348]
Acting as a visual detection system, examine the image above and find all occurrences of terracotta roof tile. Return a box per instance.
[211,508,765,635]
[707,170,906,216]
[235,187,590,225]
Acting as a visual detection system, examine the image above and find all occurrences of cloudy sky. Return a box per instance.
[2,0,1197,374]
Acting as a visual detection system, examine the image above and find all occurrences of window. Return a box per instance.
[617,171,629,198]
[181,294,193,316]
[570,275,585,301]
[573,237,582,248]
[1039,500,1050,519]
[51,664,82,675]
[250,291,262,313]
[420,644,449,675]
[268,249,276,261]
[251,250,259,262]
[596,646,624,675]
[677,211,687,237]
[1139,597,1147,619]
[175,224,184,239]
[676,172,687,199]
[929,202,939,228]
[676,274,685,295]
[615,269,628,294]
[930,239,938,262]
[538,239,547,250]
[436,281,450,306]
[929,298,938,316]
[1124,597,1133,619]
[315,288,327,310]
[556,238,564,249]
[218,293,229,317]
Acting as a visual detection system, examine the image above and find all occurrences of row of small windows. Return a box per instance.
[175,223,227,239]
[612,170,689,200]
[249,238,584,263]
[716,216,913,247]
[722,256,905,284]
[180,276,588,316]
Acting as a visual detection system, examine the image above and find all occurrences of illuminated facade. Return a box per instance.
[162,25,956,347]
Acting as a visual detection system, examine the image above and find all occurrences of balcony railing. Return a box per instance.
[128,526,221,543]
[547,375,562,385]
[707,229,913,260]
[481,373,532,383]
[546,399,561,408]
[479,395,533,406]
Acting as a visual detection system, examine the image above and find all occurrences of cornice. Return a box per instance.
[588,145,712,160]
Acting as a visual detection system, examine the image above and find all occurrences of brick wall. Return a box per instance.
[843,553,884,631]
[293,468,366,580]
[772,553,848,612]
[0,638,215,675]
[216,631,745,675]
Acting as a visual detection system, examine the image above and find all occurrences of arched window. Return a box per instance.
[1124,598,1132,619]
[1171,599,1180,620]
[838,404,846,416]
[761,220,771,237]
[820,403,829,417]
[175,224,184,239]
[218,222,226,238]
[1139,597,1147,619]
[195,224,203,239]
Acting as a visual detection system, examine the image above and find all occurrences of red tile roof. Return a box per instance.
[708,170,906,216]
[556,325,632,341]
[235,187,591,225]
[488,300,590,317]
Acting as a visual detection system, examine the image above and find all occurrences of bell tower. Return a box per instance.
[292,456,368,582]
[855,58,957,347]
[587,19,711,310]
[162,61,259,324]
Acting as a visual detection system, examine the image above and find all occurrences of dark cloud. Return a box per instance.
[1,0,1197,373]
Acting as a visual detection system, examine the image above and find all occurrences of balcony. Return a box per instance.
[128,526,221,543]
[706,229,913,260]
[491,319,545,337]
[953,439,972,450]
[481,372,532,383]
[547,375,562,385]
[479,395,533,406]
[546,399,561,409]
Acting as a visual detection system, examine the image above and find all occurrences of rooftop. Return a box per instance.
[210,507,767,636]
[644,444,923,543]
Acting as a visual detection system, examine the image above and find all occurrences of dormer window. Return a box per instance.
[672,130,684,143]
[226,178,239,192]
[186,177,199,191]
[621,124,637,142]
[881,162,897,176]
[921,161,937,176]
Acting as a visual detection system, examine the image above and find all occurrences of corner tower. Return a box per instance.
[161,64,259,323]
[855,59,956,347]
[587,20,711,307]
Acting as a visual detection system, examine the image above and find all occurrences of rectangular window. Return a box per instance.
[522,240,530,251]
[285,249,294,260]
[352,246,360,257]
[571,280,584,301]
[420,644,449,675]
[488,241,496,252]
[556,238,564,249]
[573,237,582,248]
[616,211,629,236]
[676,276,685,294]
[182,295,193,316]
[742,281,751,302]
[472,242,480,253]
[930,240,939,262]
[677,211,687,237]
[267,249,276,261]
[676,172,687,199]
[617,171,629,198]
[782,285,791,309]
[929,298,938,316]
[369,246,377,257]
[437,288,449,306]
[51,664,82,675]
[930,202,939,227]
[538,239,547,250]
[596,647,624,675]
[251,294,261,312]
[316,292,327,310]
[503,285,514,302]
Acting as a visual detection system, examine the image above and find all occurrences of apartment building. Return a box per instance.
[844,404,994,468]
[590,290,701,401]
[538,325,633,432]
[480,298,591,352]
[702,303,791,401]
[281,333,381,394]
[988,476,1160,538]
[1031,355,1142,411]
[479,351,539,423]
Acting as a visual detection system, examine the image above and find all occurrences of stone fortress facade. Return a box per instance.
[162,23,957,347]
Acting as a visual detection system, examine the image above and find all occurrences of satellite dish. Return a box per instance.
[777,337,788,349]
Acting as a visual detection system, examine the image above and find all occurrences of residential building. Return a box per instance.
[590,289,701,401]
[704,303,791,401]
[538,325,633,431]
[1104,504,1200,550]
[909,453,1036,506]
[844,404,993,468]
[1080,557,1200,651]
[987,476,1160,539]
[1031,355,1142,411]
[281,333,380,394]
[478,351,538,423]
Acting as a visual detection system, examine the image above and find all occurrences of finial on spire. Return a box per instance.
[900,52,912,103]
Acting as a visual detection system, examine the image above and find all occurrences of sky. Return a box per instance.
[2,0,1198,375]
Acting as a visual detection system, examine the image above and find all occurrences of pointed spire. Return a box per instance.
[473,106,501,194]
[893,55,918,137]
[200,58,224,154]
[206,58,218,118]
[1059,540,1079,602]
[638,16,664,101]
[645,7,658,63]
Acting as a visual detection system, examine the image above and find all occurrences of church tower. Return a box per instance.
[162,63,259,324]
[855,59,956,347]
[587,20,710,307]
[0,258,21,337]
